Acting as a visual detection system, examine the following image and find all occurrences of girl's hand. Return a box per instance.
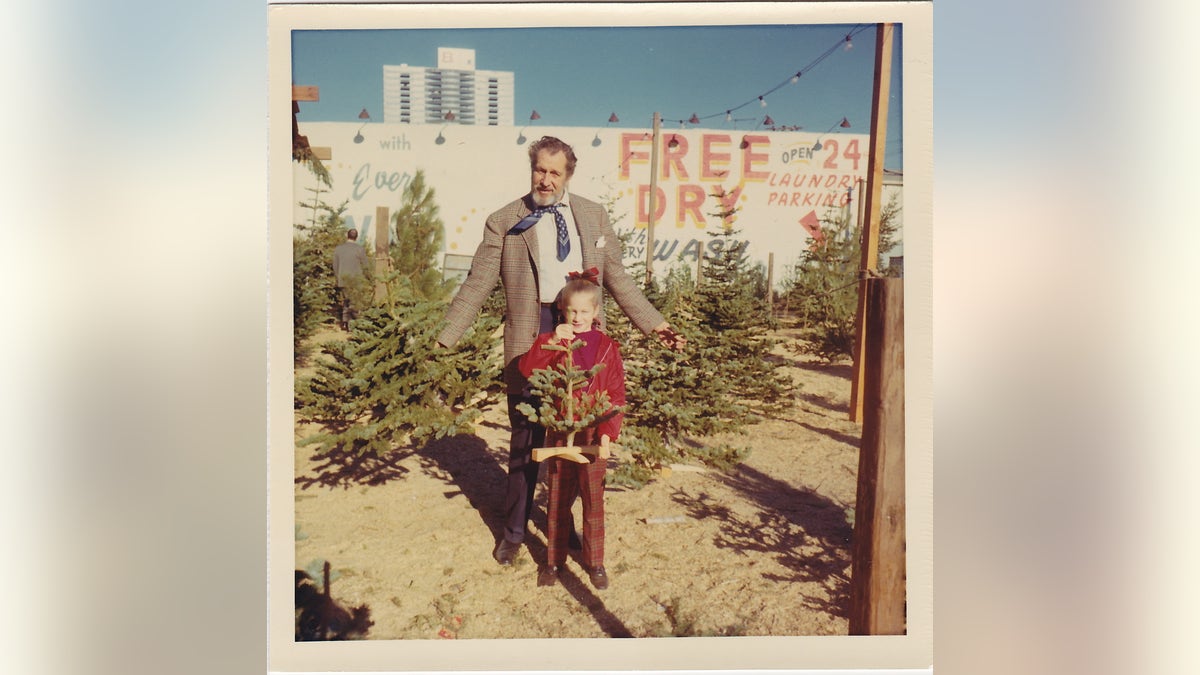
[555,324,574,341]
[599,433,611,459]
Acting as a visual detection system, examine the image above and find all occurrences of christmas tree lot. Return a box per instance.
[293,165,861,487]
[517,338,621,463]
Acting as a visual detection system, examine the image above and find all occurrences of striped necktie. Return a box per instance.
[508,204,570,261]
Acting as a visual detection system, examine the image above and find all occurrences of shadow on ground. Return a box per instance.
[670,463,853,618]
[417,434,634,637]
[295,445,412,490]
[415,434,510,543]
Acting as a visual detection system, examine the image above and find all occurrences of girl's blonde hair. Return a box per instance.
[557,278,602,310]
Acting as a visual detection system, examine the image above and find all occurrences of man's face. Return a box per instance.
[530,149,570,207]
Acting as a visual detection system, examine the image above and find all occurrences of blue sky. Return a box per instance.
[292,23,904,170]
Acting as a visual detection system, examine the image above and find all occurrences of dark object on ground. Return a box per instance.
[295,561,373,640]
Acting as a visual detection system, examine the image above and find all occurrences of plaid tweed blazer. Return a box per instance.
[437,193,665,393]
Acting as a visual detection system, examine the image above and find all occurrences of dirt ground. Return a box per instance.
[294,326,863,639]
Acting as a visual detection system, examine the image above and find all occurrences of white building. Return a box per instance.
[382,47,515,126]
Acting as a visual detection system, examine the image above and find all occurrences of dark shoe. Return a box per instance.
[493,539,521,566]
[568,528,583,551]
[588,565,609,590]
[537,565,560,587]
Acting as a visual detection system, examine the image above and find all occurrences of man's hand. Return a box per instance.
[599,434,611,459]
[652,322,687,351]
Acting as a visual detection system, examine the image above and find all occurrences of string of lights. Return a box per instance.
[656,24,873,129]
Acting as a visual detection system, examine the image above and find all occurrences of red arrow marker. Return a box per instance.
[799,210,825,246]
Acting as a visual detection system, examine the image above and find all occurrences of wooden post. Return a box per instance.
[292,85,319,102]
[645,112,661,287]
[849,23,894,423]
[766,252,775,309]
[374,206,390,302]
[849,277,905,635]
[856,177,867,235]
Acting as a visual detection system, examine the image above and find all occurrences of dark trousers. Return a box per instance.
[502,304,558,544]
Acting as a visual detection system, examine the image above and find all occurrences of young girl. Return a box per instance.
[518,277,625,590]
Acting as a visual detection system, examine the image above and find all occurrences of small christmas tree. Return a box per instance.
[517,339,621,463]
[388,170,456,302]
[295,297,502,457]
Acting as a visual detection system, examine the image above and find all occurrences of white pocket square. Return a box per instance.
[595,236,607,248]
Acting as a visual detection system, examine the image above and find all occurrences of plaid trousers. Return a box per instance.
[544,453,606,568]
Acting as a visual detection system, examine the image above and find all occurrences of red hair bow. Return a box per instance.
[568,267,600,284]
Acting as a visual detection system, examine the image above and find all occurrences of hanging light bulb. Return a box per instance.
[759,96,767,108]
[689,113,700,125]
[444,111,456,122]
[725,110,732,123]
[668,134,679,149]
[812,140,822,151]
[353,107,370,142]
[790,72,801,84]
[844,35,853,51]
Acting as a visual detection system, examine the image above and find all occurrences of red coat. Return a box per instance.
[517,330,626,443]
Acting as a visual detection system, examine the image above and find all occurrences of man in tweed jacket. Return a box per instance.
[436,136,684,566]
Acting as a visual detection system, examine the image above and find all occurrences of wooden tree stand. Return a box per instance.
[521,339,618,464]
[532,440,611,464]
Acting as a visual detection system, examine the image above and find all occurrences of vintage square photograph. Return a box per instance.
[269,2,931,671]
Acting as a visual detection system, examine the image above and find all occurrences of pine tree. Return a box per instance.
[694,226,793,413]
[782,194,901,362]
[387,170,456,302]
[598,184,794,486]
[295,298,502,456]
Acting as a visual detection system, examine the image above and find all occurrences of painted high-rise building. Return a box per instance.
[382,47,515,126]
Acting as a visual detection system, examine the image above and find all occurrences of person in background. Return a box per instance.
[332,228,369,330]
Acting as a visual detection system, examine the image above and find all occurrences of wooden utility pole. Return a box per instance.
[645,112,662,287]
[849,277,905,635]
[856,177,867,234]
[374,206,390,302]
[849,24,894,423]
[766,252,775,308]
